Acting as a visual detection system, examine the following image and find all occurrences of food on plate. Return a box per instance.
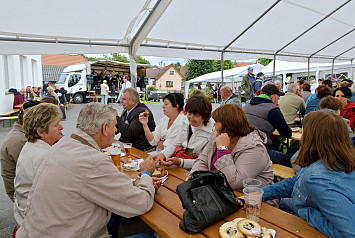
[152,168,167,178]
[291,127,300,132]
[143,109,149,117]
[219,221,244,238]
[237,219,261,236]
[246,227,272,238]
[104,151,111,156]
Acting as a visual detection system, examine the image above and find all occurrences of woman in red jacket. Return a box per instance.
[333,86,355,130]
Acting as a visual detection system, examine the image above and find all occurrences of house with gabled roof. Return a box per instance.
[146,64,184,91]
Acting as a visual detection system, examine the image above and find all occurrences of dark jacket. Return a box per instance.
[116,103,156,151]
[243,97,292,147]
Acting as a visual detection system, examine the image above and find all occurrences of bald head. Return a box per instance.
[220,86,232,100]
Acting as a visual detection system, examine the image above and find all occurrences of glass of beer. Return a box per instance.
[110,148,121,170]
[243,187,264,222]
[124,143,132,159]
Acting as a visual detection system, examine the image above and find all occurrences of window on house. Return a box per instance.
[152,80,156,85]
[325,72,348,81]
[166,81,173,87]
[169,70,174,75]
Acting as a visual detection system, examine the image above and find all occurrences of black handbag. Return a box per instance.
[176,170,244,233]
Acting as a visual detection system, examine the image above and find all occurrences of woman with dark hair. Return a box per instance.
[161,94,214,169]
[305,84,332,115]
[190,104,273,191]
[262,111,355,237]
[139,93,185,161]
[333,86,355,130]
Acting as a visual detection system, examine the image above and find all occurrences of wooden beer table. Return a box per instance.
[273,130,302,141]
[121,148,325,238]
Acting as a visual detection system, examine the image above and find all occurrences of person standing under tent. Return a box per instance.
[100,80,109,105]
[117,76,131,103]
[241,66,255,101]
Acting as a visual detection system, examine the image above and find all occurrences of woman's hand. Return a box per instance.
[216,133,230,148]
[138,112,149,126]
[157,140,164,150]
[162,157,181,167]
[155,152,166,162]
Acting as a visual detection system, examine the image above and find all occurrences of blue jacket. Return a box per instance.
[262,160,355,238]
[305,97,322,115]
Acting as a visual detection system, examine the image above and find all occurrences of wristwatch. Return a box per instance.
[218,145,229,150]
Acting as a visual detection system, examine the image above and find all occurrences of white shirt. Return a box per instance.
[149,112,185,158]
[118,81,132,100]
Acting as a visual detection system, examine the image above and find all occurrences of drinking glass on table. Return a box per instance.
[243,178,262,188]
[110,148,121,169]
[243,187,263,222]
[124,143,132,159]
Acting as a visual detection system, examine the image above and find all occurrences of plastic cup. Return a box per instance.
[242,178,262,188]
[124,143,132,159]
[110,148,121,169]
[243,187,263,222]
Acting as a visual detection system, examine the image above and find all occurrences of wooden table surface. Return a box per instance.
[14,103,24,109]
[273,130,302,141]
[120,148,325,238]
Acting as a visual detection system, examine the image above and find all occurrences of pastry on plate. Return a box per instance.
[152,168,168,178]
[143,109,149,117]
[219,221,244,238]
[237,219,261,236]
[246,227,272,238]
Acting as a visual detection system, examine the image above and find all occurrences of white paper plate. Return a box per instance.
[232,218,276,238]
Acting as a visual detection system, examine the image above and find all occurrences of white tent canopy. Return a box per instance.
[184,64,264,98]
[1,0,355,62]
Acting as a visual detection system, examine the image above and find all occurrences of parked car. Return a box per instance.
[147,90,168,102]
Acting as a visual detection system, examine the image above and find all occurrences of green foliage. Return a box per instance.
[258,58,272,66]
[104,53,129,63]
[80,54,104,61]
[174,62,181,71]
[184,59,235,81]
[135,56,150,64]
[147,86,156,94]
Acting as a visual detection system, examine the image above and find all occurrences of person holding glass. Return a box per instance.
[261,110,355,237]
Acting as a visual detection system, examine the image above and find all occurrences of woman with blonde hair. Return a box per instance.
[190,104,273,191]
[261,110,355,237]
[13,103,63,227]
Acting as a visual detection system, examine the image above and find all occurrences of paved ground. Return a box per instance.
[0,101,220,237]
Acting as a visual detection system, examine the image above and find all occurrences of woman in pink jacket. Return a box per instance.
[190,104,274,192]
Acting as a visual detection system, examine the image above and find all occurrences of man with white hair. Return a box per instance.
[17,102,160,238]
[219,86,242,107]
[279,83,306,125]
[100,80,109,104]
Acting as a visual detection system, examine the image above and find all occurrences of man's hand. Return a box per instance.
[152,177,162,192]
[162,157,181,167]
[140,156,155,174]
[216,133,230,148]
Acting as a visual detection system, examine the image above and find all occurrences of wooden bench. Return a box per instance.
[272,163,296,181]
[0,108,20,117]
[0,116,18,127]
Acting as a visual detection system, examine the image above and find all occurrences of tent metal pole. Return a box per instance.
[274,0,350,58]
[221,52,224,85]
[273,54,276,80]
[331,58,335,81]
[351,59,354,81]
[307,57,310,82]
[309,28,355,58]
[141,43,349,61]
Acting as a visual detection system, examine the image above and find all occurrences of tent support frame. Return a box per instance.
[220,0,281,84]
[332,45,355,80]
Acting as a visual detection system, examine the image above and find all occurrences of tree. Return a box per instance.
[135,56,150,64]
[174,62,181,71]
[80,54,104,61]
[184,60,215,81]
[213,60,235,71]
[258,58,272,66]
[104,53,129,63]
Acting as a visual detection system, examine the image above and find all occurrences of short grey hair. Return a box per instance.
[76,102,116,135]
[122,88,139,103]
[287,83,298,93]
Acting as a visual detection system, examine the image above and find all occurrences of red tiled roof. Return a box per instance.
[41,54,88,66]
[234,61,257,67]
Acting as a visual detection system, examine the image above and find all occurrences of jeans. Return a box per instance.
[101,95,108,104]
[267,149,291,167]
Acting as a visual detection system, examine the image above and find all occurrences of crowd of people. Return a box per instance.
[1,68,355,237]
